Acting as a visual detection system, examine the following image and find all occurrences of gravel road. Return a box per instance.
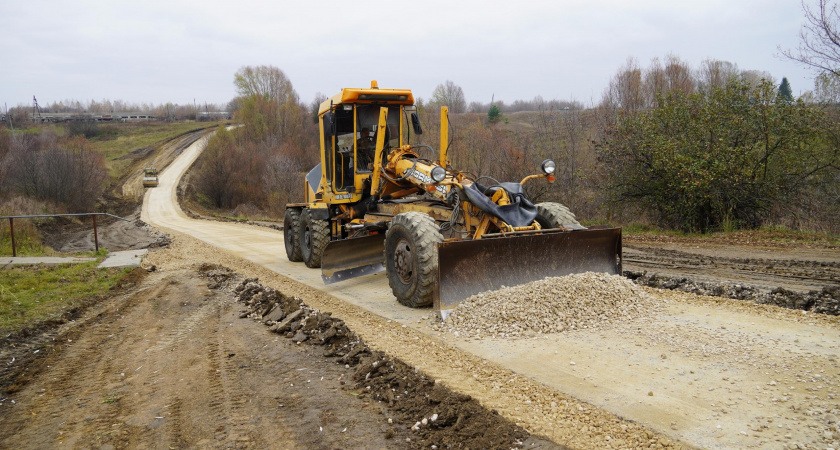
[131,135,840,448]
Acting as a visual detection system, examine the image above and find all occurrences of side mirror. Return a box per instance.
[411,112,423,135]
[323,112,336,137]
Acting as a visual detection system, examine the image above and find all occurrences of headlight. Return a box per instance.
[430,166,447,183]
[541,159,556,174]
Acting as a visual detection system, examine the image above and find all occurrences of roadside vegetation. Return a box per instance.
[0,258,130,336]
[188,62,839,238]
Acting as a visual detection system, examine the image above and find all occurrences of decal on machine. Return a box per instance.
[402,168,432,185]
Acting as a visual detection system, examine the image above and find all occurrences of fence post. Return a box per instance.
[92,215,99,252]
[9,218,15,257]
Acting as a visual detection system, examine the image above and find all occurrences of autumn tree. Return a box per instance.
[191,66,318,218]
[2,132,106,212]
[698,59,740,91]
[430,80,467,113]
[598,79,836,231]
[234,65,298,103]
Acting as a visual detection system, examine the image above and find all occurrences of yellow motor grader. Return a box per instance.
[284,81,621,317]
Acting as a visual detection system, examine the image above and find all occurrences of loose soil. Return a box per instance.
[4,130,839,449]
[0,261,557,449]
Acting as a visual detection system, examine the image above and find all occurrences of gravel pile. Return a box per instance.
[436,272,661,339]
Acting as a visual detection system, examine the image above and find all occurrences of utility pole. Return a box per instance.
[5,102,13,131]
[33,95,43,122]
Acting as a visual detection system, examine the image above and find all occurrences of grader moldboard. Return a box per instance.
[283,81,622,318]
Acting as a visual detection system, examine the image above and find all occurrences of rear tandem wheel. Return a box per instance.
[284,208,303,262]
[299,208,330,268]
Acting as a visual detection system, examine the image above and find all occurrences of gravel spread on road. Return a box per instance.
[436,273,662,339]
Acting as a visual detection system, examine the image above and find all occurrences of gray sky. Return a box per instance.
[1,0,817,110]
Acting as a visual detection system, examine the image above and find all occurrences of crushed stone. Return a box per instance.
[435,272,662,339]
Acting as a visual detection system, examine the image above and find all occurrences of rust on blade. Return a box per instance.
[321,234,386,284]
[434,227,622,318]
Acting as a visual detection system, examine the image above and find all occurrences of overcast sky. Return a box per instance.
[1,0,818,110]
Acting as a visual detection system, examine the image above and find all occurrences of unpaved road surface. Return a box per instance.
[1,267,405,448]
[142,136,840,448]
[0,265,551,449]
[2,135,838,449]
[624,240,839,294]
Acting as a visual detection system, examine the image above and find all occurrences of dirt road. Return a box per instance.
[139,136,840,448]
[2,265,549,449]
[2,135,838,449]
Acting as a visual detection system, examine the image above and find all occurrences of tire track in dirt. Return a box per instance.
[624,245,840,291]
[146,298,217,353]
[0,288,147,447]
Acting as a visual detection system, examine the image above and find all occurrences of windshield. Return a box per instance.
[356,105,400,149]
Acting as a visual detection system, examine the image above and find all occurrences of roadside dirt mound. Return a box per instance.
[626,271,840,315]
[436,272,660,339]
[47,210,169,253]
[232,274,551,449]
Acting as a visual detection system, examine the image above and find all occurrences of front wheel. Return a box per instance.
[385,212,442,308]
[284,208,303,262]
[535,202,580,229]
[299,209,330,268]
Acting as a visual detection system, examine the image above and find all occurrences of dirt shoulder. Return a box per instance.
[0,249,559,449]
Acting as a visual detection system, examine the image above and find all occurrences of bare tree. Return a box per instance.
[310,92,328,123]
[603,58,645,111]
[740,70,775,88]
[233,65,299,104]
[781,0,840,77]
[431,80,467,113]
[815,71,840,102]
[697,59,740,91]
[664,55,694,94]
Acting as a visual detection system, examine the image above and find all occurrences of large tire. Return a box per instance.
[385,212,443,308]
[299,209,330,268]
[535,202,580,229]
[284,208,303,262]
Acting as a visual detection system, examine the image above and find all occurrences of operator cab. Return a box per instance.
[319,82,413,200]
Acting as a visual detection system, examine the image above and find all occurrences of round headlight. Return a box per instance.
[431,166,447,183]
[541,159,556,174]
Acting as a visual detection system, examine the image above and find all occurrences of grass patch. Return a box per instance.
[0,260,131,336]
[89,121,213,163]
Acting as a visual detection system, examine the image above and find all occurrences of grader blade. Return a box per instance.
[321,234,386,284]
[434,227,622,318]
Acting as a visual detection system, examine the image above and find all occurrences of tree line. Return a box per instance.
[184,0,840,233]
[0,127,107,213]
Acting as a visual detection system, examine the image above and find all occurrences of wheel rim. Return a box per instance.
[303,225,311,251]
[393,238,414,284]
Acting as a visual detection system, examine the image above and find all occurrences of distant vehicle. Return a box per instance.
[143,168,159,188]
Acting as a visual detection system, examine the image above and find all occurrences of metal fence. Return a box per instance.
[1,213,130,257]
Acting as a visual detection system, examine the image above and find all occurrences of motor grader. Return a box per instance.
[284,81,622,317]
